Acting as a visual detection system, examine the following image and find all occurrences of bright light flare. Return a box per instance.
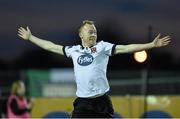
[134,50,148,63]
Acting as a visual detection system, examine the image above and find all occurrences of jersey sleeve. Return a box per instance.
[102,41,116,56]
[62,46,75,58]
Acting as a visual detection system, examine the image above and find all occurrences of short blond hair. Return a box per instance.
[11,80,22,95]
[79,20,94,33]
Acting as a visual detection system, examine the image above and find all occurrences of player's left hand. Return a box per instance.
[153,33,171,48]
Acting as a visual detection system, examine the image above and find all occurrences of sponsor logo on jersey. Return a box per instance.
[77,54,94,66]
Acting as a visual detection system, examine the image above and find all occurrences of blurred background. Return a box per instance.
[0,0,180,118]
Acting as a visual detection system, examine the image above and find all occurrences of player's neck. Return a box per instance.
[82,41,96,48]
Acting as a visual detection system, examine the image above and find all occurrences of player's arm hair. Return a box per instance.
[29,35,64,55]
[114,42,154,54]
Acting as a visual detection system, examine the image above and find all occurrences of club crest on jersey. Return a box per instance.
[77,54,94,66]
[91,47,97,53]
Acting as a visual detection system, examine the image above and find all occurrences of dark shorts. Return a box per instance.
[71,93,114,118]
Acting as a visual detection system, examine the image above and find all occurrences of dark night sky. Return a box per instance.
[0,0,179,68]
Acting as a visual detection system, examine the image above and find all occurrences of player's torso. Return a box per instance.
[65,41,114,97]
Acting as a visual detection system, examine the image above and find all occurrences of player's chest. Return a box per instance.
[72,47,101,66]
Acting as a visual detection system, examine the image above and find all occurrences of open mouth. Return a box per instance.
[89,38,94,41]
[89,37,96,41]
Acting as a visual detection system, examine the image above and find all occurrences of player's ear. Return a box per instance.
[79,31,83,39]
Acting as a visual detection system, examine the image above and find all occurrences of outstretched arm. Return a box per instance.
[114,33,171,54]
[18,26,64,55]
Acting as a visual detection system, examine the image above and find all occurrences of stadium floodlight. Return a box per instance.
[134,50,148,63]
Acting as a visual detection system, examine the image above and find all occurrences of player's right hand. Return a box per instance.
[18,26,32,40]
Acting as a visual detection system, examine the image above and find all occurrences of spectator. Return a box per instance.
[7,80,33,118]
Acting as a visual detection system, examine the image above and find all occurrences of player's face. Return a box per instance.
[80,24,97,46]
